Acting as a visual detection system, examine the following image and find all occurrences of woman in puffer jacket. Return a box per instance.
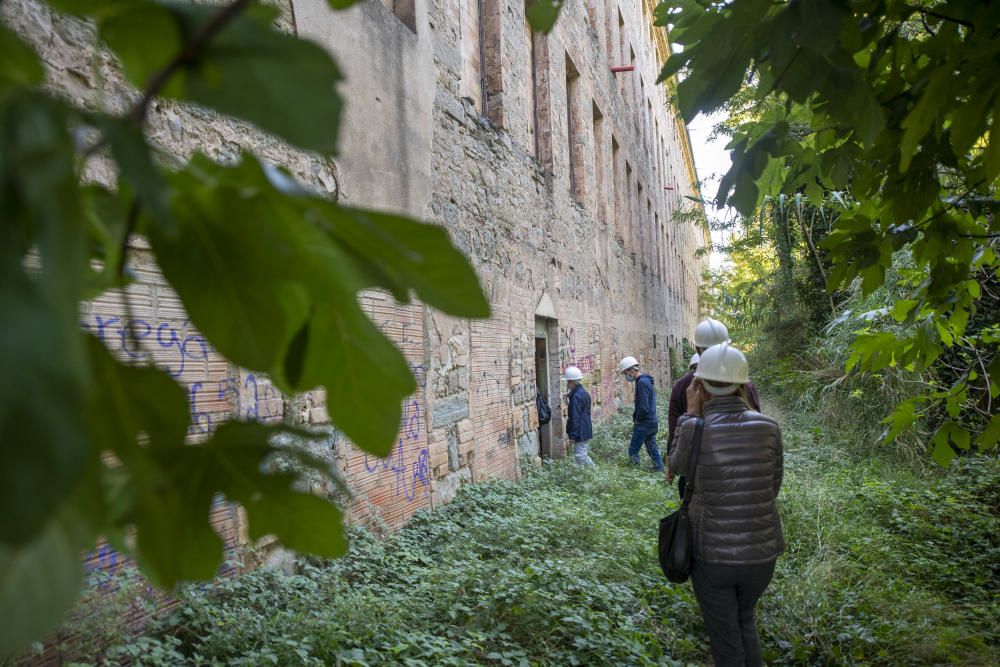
[669,343,784,667]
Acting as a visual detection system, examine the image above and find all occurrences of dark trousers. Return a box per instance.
[627,423,664,470]
[690,559,776,667]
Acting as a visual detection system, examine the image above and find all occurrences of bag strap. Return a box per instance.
[681,417,705,508]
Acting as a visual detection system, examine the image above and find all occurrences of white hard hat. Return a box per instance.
[689,352,700,368]
[563,366,583,381]
[694,318,731,348]
[694,343,748,394]
[619,356,639,373]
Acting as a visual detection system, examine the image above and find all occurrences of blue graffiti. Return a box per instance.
[403,398,421,441]
[409,363,427,389]
[217,377,240,402]
[82,314,211,378]
[243,374,281,421]
[364,437,431,500]
[188,382,213,435]
[404,448,431,501]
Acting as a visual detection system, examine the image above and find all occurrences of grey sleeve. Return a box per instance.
[669,415,695,475]
[773,423,784,497]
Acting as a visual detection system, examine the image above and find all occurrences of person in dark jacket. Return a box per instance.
[563,366,594,466]
[669,343,784,667]
[619,356,664,472]
[668,319,760,493]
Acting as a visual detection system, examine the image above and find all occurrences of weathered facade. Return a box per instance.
[4,0,705,629]
[296,0,707,522]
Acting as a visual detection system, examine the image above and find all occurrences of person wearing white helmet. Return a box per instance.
[619,356,665,472]
[668,318,761,494]
[688,352,700,370]
[669,343,784,667]
[563,366,594,466]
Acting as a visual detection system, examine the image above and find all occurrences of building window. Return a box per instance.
[566,55,583,201]
[481,0,503,124]
[656,214,664,281]
[612,136,622,240]
[629,47,637,108]
[661,220,667,280]
[381,0,416,32]
[647,99,654,156]
[640,199,656,273]
[526,9,538,157]
[593,102,606,223]
[461,0,501,123]
[625,161,634,250]
[605,0,615,57]
[527,2,551,168]
[636,180,643,253]
[460,0,483,111]
[617,11,627,96]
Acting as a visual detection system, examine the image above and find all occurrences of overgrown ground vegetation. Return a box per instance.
[77,399,999,666]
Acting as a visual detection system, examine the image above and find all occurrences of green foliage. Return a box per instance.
[66,406,1000,666]
[525,1,565,34]
[0,0,504,654]
[658,0,1000,462]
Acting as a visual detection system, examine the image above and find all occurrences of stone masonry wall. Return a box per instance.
[4,0,706,656]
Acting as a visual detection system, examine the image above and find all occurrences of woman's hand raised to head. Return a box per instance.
[686,378,704,416]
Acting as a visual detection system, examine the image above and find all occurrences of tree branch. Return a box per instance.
[906,5,975,32]
[128,0,253,125]
[84,0,252,159]
[958,233,1000,239]
[86,0,254,353]
[920,14,936,37]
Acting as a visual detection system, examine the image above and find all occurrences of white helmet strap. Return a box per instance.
[703,382,738,396]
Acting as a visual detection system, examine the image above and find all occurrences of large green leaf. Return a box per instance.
[85,336,189,455]
[298,297,417,456]
[149,155,312,375]
[151,154,487,453]
[899,68,952,173]
[978,414,1000,452]
[0,476,100,658]
[91,115,173,231]
[0,271,90,546]
[0,93,90,546]
[203,421,347,557]
[80,184,131,298]
[72,2,343,153]
[98,1,182,94]
[87,342,344,584]
[316,205,491,318]
[148,154,411,451]
[85,338,220,588]
[159,3,344,154]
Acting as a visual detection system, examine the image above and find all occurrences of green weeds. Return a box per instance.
[84,407,998,666]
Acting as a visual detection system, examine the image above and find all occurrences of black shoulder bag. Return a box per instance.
[536,389,551,426]
[657,417,704,583]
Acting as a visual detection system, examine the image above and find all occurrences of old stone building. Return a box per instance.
[4,0,705,618]
[300,0,706,524]
[317,0,706,515]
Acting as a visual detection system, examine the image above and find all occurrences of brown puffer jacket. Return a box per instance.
[669,395,784,565]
